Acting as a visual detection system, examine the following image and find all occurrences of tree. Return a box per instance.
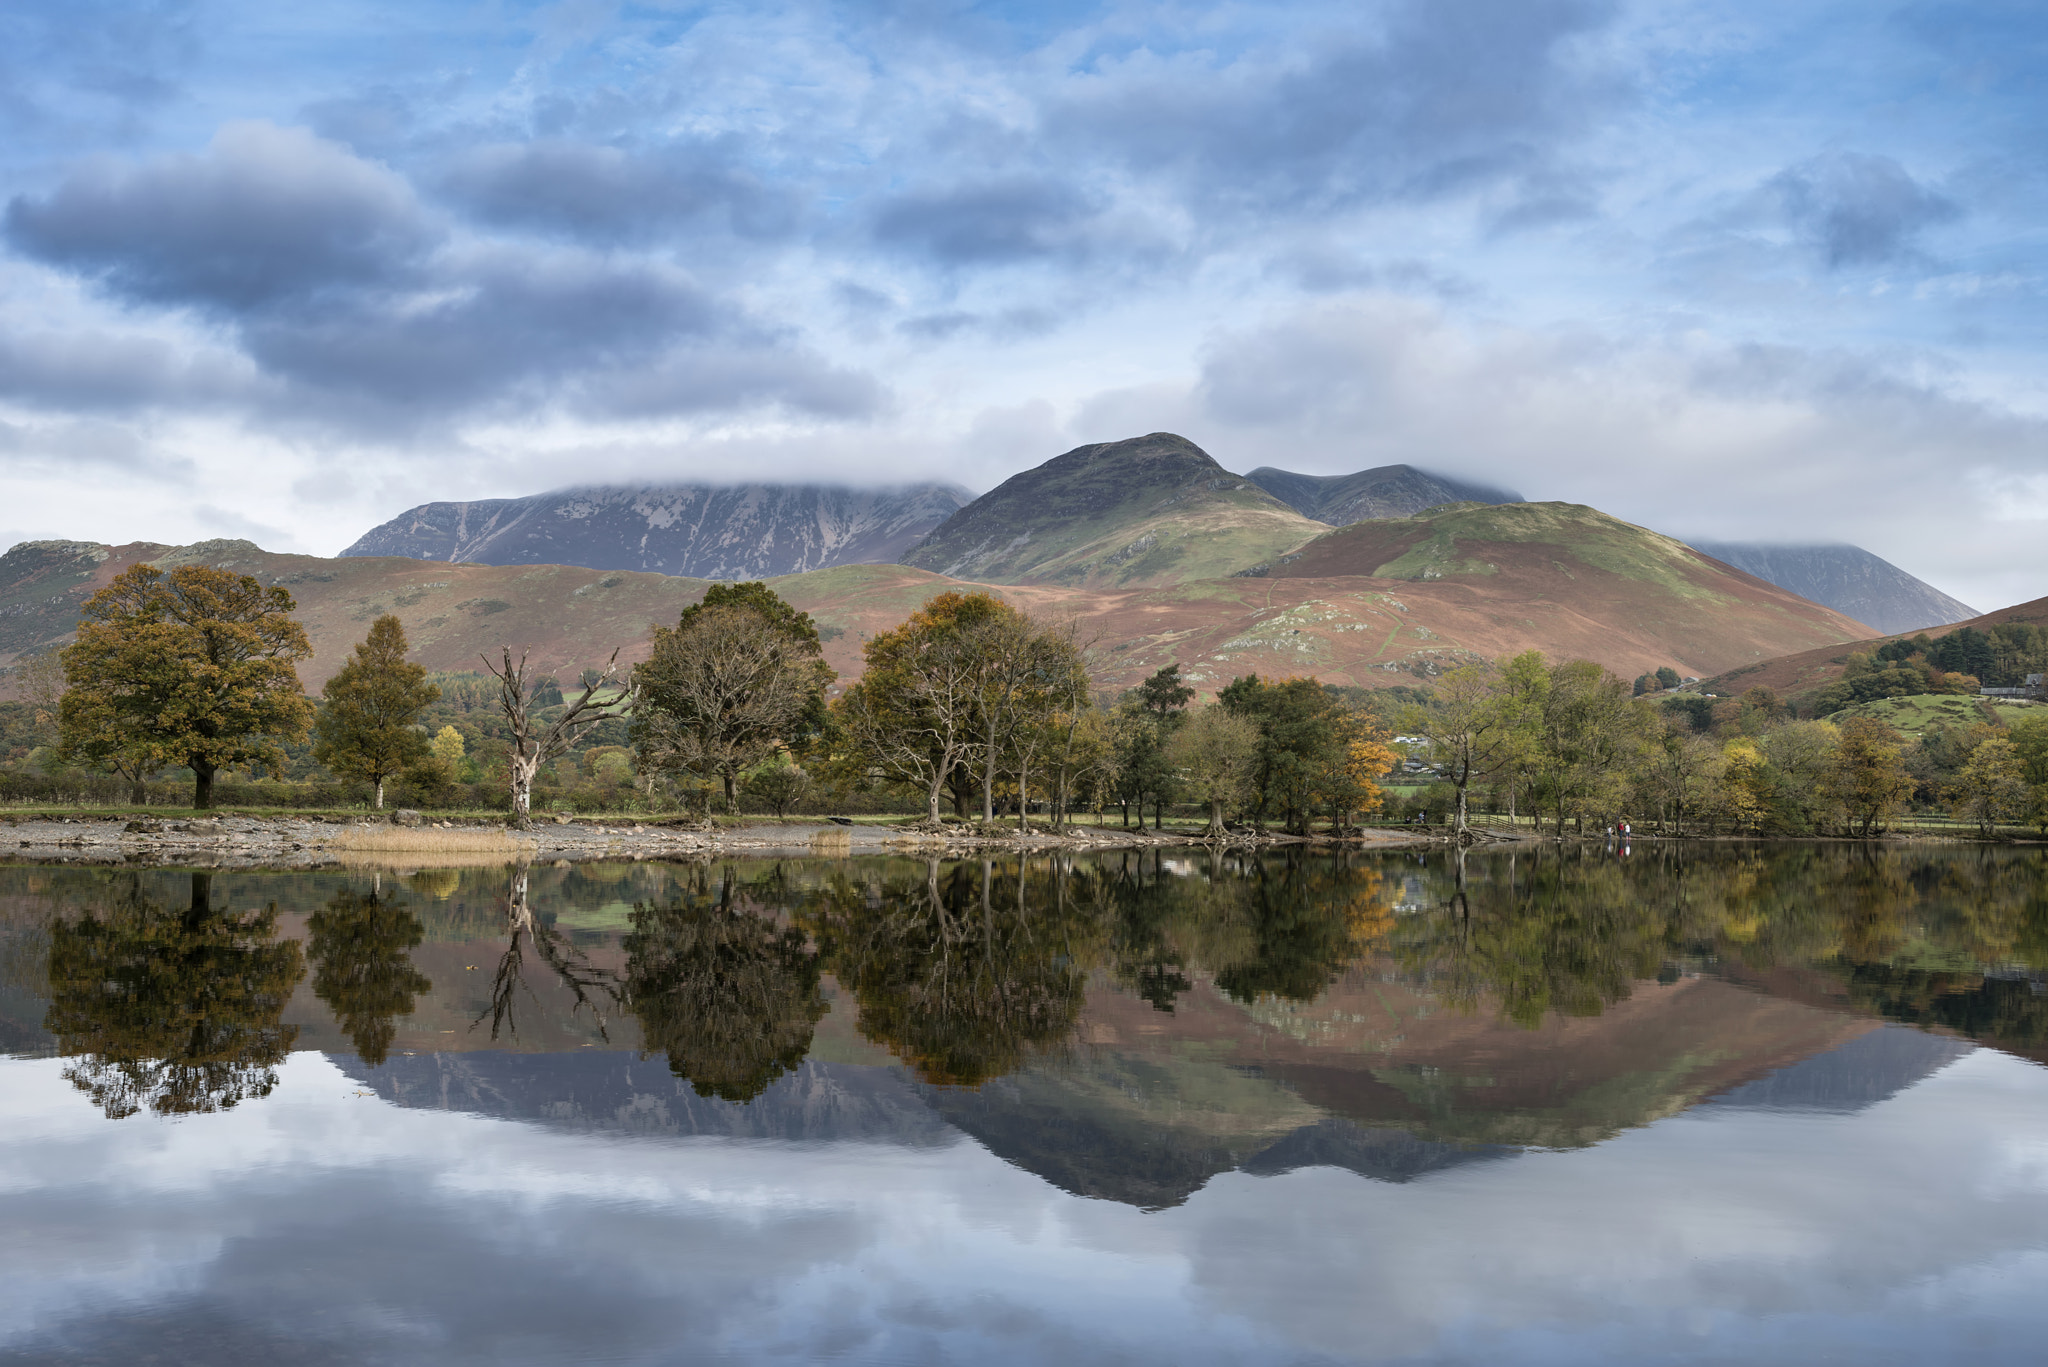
[1165,704,1262,836]
[306,887,433,1066]
[312,615,441,809]
[1315,728,1399,833]
[1948,735,2028,836]
[1404,662,1522,836]
[834,591,1008,824]
[741,758,812,816]
[624,886,827,1102]
[633,582,834,813]
[1655,666,1681,690]
[44,873,305,1118]
[484,647,632,826]
[59,564,314,808]
[1824,716,1914,837]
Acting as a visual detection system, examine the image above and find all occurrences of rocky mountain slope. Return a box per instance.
[0,510,1874,699]
[899,432,1325,587]
[342,481,970,579]
[1687,541,1977,635]
[1246,464,1521,524]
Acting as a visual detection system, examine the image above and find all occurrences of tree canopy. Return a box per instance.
[312,614,441,808]
[59,563,314,808]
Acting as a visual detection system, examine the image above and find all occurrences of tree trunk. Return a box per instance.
[510,753,539,828]
[1454,783,1469,836]
[1016,759,1029,832]
[926,773,945,823]
[723,770,738,814]
[374,778,385,810]
[192,762,215,810]
[1207,798,1225,837]
[1153,798,1162,831]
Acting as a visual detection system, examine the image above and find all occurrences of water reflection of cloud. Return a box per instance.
[0,1050,2045,1365]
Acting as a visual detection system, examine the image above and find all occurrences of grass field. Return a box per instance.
[1829,693,2043,736]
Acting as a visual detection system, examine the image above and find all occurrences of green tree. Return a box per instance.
[1165,704,1262,835]
[1655,666,1681,690]
[634,582,835,813]
[1948,735,2028,836]
[1219,675,1360,834]
[624,884,828,1102]
[312,615,441,808]
[59,564,314,808]
[306,887,433,1066]
[1405,661,1525,835]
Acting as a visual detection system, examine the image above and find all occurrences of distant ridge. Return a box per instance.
[1686,541,1977,636]
[1246,464,1522,525]
[342,482,971,580]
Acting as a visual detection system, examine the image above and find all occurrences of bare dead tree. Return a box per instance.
[482,647,633,827]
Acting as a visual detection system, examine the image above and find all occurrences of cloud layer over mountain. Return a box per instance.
[1,0,2044,609]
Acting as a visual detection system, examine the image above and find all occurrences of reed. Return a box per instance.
[328,826,536,856]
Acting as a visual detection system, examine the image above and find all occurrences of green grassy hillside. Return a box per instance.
[899,432,1325,587]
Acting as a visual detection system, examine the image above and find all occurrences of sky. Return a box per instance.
[1,0,2045,610]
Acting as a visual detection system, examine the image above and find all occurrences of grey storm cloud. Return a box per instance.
[439,138,798,245]
[872,177,1102,266]
[3,121,884,424]
[1047,0,1623,213]
[5,122,432,310]
[1765,152,1960,268]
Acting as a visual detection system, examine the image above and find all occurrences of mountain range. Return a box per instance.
[336,436,1973,634]
[341,481,970,579]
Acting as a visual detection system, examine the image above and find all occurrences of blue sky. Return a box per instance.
[1,0,2044,608]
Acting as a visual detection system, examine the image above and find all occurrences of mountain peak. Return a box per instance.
[900,434,1321,587]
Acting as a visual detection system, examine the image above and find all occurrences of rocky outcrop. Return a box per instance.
[342,482,971,579]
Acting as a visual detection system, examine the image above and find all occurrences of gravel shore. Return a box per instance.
[0,813,1434,867]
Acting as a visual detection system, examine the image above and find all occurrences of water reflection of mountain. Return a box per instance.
[335,1051,954,1146]
[1703,1025,1974,1113]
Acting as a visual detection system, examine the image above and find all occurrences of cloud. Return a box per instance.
[1089,295,2047,609]
[0,414,192,477]
[5,122,434,311]
[440,138,797,245]
[4,122,881,426]
[873,177,1102,266]
[1048,0,1625,214]
[1764,152,1961,268]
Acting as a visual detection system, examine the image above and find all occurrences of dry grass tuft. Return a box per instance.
[809,827,853,856]
[329,826,536,857]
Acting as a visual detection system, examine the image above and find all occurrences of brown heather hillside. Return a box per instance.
[0,519,1875,699]
[1699,591,2048,700]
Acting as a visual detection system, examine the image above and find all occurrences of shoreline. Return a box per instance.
[0,813,1445,869]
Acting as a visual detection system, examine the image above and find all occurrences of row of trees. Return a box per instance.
[1415,653,2048,838]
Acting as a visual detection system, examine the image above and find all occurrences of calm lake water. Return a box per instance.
[2,846,2046,1366]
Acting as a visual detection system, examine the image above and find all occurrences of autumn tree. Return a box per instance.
[633,582,834,813]
[1164,704,1262,836]
[1405,663,1521,835]
[1948,735,2028,836]
[44,873,305,1118]
[1824,716,1914,837]
[834,592,1011,823]
[312,615,441,809]
[59,564,314,808]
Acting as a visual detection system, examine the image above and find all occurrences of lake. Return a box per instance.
[2,845,2045,1365]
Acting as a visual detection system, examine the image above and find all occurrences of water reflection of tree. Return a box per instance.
[43,872,305,1118]
[624,867,827,1102]
[809,859,1101,1086]
[480,867,622,1042]
[306,886,432,1066]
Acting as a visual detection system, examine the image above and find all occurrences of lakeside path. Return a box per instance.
[0,814,1441,868]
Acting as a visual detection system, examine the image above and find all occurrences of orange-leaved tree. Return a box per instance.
[60,564,314,808]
